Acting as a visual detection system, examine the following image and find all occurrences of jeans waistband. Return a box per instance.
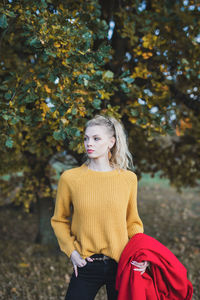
[90,254,112,260]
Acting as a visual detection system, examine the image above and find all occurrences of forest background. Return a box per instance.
[0,0,199,299]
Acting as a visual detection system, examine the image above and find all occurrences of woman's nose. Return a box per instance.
[87,143,93,147]
[86,139,93,145]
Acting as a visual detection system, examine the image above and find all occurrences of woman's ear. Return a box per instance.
[110,136,116,148]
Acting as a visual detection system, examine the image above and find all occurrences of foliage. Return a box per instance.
[111,0,200,189]
[0,0,117,211]
[0,0,115,151]
[0,0,199,212]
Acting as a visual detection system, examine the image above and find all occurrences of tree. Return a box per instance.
[0,0,199,244]
[0,0,117,244]
[99,0,200,189]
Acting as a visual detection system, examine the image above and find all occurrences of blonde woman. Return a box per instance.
[51,114,148,300]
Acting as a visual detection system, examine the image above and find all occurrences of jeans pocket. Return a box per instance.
[77,262,88,268]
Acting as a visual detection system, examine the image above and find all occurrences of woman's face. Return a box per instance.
[84,125,115,159]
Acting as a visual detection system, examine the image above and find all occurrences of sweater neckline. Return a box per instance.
[81,163,120,176]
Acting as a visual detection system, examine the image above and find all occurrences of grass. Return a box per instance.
[0,176,199,299]
[139,172,170,188]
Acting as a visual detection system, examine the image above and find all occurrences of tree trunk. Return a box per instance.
[35,195,58,248]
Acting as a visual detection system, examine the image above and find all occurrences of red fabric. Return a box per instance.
[115,233,193,300]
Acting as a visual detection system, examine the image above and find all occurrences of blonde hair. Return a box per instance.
[83,114,134,171]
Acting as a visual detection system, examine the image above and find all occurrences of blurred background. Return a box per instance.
[0,0,199,299]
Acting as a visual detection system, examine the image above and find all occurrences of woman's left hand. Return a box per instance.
[130,260,150,275]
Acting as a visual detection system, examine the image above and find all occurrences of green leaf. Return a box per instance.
[0,14,8,29]
[29,37,41,48]
[120,83,130,93]
[82,32,92,40]
[122,77,135,84]
[77,74,90,85]
[2,114,10,120]
[182,58,189,65]
[8,128,15,135]
[41,0,48,8]
[42,53,49,62]
[10,116,20,125]
[103,70,114,80]
[119,70,130,78]
[5,137,13,148]
[101,20,109,30]
[49,73,57,83]
[39,18,46,24]
[130,109,139,117]
[75,129,81,137]
[0,85,8,91]
[92,99,101,109]
[5,92,12,100]
[83,78,88,86]
[53,130,62,141]
[23,94,37,103]
[71,107,77,115]
[5,11,16,18]
[44,49,57,57]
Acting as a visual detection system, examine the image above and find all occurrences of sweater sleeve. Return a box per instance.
[50,172,76,258]
[126,173,144,239]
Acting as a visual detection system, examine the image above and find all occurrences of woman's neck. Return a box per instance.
[88,161,114,172]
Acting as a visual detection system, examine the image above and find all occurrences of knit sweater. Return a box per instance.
[50,163,144,263]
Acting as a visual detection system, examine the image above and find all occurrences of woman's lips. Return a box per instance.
[87,150,94,153]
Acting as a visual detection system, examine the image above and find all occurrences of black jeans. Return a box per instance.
[65,254,119,300]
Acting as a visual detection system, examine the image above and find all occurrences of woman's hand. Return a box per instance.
[130,260,150,275]
[70,250,94,277]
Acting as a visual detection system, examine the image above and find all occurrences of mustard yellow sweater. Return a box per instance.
[50,163,144,263]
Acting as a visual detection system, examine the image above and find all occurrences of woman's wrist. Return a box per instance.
[70,250,77,258]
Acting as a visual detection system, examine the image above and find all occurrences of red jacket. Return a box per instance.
[115,233,193,300]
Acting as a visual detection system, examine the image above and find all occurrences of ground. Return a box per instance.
[0,176,199,299]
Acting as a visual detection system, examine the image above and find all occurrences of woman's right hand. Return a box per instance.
[70,250,93,277]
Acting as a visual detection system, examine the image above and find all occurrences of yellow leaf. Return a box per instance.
[129,117,137,124]
[18,263,30,268]
[56,145,61,151]
[142,52,153,59]
[40,102,50,114]
[54,42,61,48]
[20,106,25,113]
[62,61,68,67]
[52,110,59,118]
[98,90,113,99]
[44,85,51,93]
[59,3,64,10]
[136,50,142,55]
[66,107,72,114]
[132,63,151,79]
[176,118,192,136]
[72,89,88,95]
[78,50,85,55]
[61,118,69,124]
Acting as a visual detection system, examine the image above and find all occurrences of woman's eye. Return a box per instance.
[84,137,99,141]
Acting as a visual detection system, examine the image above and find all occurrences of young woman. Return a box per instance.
[51,114,148,300]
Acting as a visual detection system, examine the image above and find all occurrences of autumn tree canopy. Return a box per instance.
[0,0,200,218]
